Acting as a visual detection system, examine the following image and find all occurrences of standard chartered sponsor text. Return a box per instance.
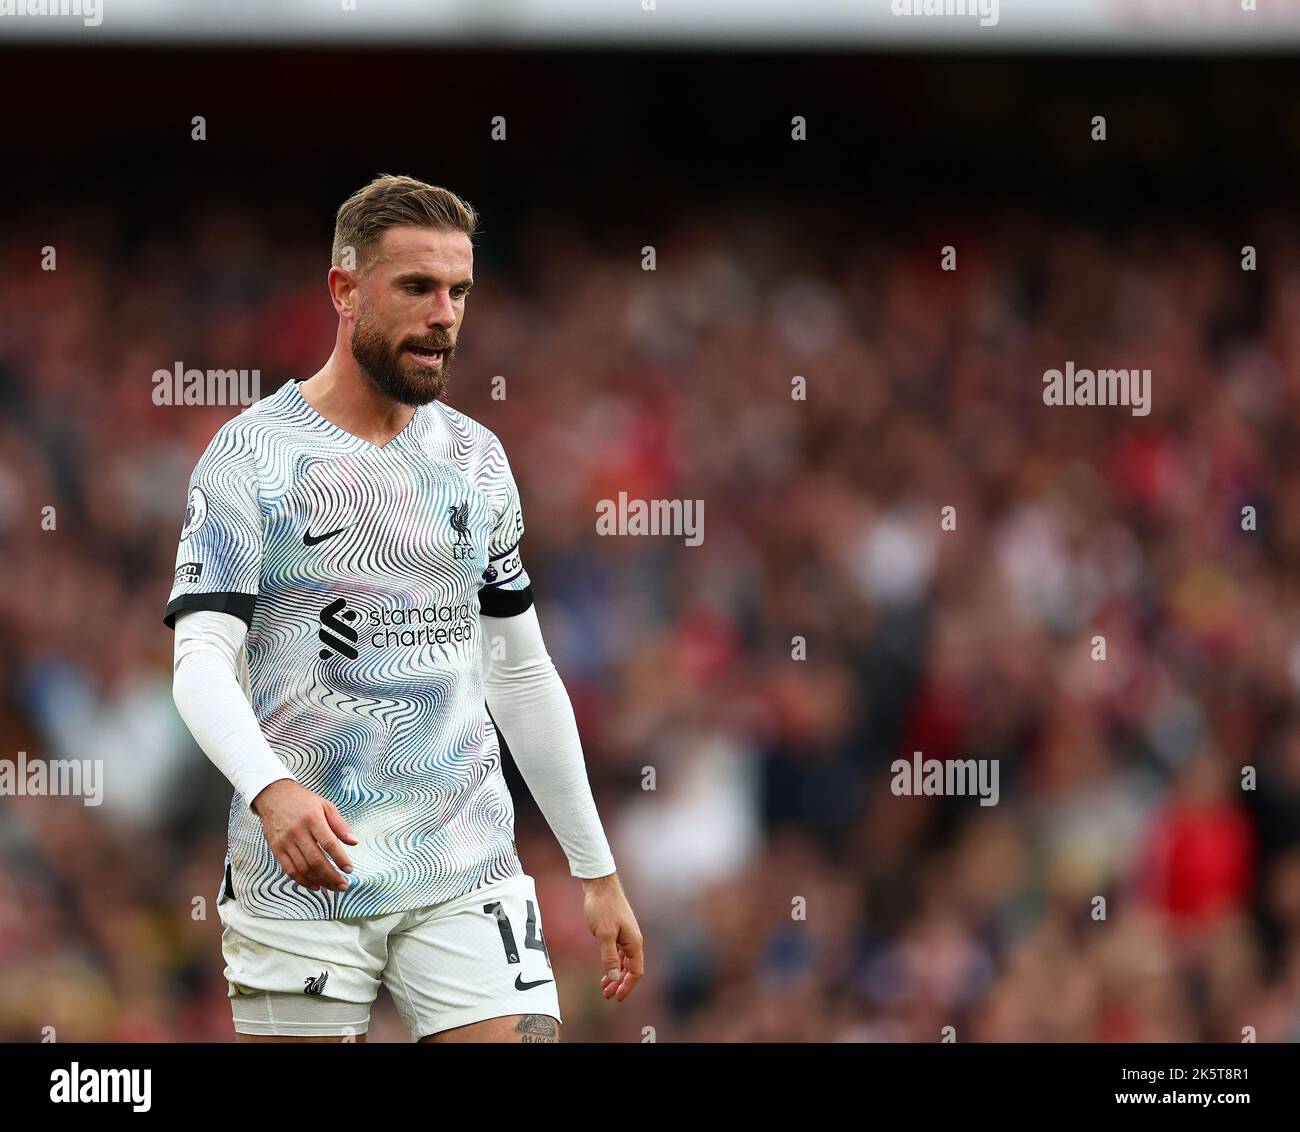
[368,603,474,648]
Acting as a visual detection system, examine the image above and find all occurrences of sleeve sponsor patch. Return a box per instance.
[180,486,209,540]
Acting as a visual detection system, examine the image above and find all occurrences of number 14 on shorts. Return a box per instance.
[483,898,551,970]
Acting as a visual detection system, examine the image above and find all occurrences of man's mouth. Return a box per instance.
[406,345,447,368]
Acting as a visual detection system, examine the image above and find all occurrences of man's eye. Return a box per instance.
[405,284,425,294]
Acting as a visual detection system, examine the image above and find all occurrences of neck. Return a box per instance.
[299,344,416,448]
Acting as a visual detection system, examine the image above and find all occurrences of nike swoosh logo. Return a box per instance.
[304,525,350,546]
[515,975,554,991]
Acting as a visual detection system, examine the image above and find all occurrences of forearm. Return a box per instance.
[172,609,294,809]
[482,605,616,879]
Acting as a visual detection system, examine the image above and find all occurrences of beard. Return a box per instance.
[350,303,456,407]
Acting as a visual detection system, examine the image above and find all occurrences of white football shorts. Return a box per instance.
[217,870,561,1039]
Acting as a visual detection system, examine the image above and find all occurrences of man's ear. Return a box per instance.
[328,265,357,318]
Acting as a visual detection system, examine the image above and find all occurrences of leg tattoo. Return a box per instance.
[516,1014,559,1043]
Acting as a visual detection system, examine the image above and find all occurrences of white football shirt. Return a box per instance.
[165,379,533,919]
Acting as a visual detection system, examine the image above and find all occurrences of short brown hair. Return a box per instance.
[332,174,478,272]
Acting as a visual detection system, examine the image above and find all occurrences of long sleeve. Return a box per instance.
[481,604,616,879]
[172,608,295,810]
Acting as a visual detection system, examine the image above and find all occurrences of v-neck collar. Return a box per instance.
[287,378,430,453]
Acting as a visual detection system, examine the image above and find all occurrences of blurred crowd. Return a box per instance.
[3,198,1300,1042]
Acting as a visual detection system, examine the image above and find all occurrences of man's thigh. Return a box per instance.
[419,1014,558,1043]
[385,871,562,1042]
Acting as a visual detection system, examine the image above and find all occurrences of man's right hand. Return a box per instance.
[250,779,358,893]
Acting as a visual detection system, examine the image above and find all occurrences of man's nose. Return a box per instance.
[425,292,456,327]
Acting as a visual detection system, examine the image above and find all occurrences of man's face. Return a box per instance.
[347,225,473,406]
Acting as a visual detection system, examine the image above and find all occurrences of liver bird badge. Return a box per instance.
[448,499,471,545]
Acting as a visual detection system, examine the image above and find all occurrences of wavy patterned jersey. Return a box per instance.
[163,379,534,919]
